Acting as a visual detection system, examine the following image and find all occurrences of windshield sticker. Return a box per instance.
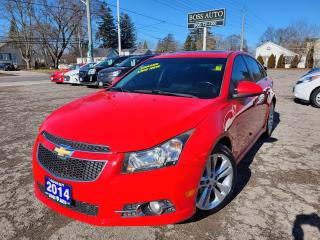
[214,65,223,71]
[137,63,160,74]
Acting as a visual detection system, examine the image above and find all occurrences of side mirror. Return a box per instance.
[233,81,263,98]
[264,66,268,71]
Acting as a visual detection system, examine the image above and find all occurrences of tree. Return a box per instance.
[183,35,193,51]
[259,26,276,43]
[96,4,117,48]
[35,0,84,68]
[5,1,35,69]
[191,41,197,51]
[267,54,276,68]
[305,46,314,68]
[120,13,136,49]
[155,34,178,53]
[143,40,148,49]
[290,55,300,68]
[257,55,264,66]
[276,54,285,68]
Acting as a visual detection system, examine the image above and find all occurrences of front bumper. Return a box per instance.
[51,76,64,83]
[293,83,310,101]
[32,134,201,226]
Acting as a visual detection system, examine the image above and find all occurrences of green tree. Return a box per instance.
[143,40,148,49]
[120,13,136,49]
[96,4,117,48]
[305,46,314,68]
[267,54,276,68]
[276,54,285,68]
[183,35,193,51]
[257,55,264,66]
[155,34,178,53]
[290,55,300,68]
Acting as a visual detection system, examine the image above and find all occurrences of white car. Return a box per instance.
[294,69,320,108]
[64,69,80,84]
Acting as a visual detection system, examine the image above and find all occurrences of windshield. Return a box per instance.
[118,57,144,67]
[112,58,226,99]
[95,58,115,68]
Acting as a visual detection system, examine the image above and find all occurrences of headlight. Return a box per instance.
[88,68,96,75]
[122,130,193,173]
[297,75,320,84]
[112,70,121,77]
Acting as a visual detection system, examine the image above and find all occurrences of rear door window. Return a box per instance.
[244,56,265,82]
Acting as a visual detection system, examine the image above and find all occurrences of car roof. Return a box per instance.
[153,51,237,59]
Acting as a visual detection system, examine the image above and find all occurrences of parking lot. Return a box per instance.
[0,70,319,240]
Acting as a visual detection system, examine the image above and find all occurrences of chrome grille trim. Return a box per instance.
[42,131,110,153]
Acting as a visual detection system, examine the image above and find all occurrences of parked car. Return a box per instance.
[79,56,128,87]
[64,63,96,84]
[33,51,276,226]
[0,62,15,71]
[97,55,155,88]
[51,64,82,84]
[294,70,320,108]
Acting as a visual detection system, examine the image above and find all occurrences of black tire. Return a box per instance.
[264,101,275,137]
[310,88,320,108]
[196,143,237,215]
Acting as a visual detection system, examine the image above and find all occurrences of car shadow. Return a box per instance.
[294,98,310,106]
[180,112,280,224]
[292,213,320,240]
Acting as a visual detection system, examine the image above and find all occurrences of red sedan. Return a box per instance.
[33,51,276,226]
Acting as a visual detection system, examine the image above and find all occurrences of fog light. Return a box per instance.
[148,201,163,215]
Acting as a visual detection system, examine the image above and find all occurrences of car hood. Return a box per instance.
[65,69,79,76]
[41,91,216,152]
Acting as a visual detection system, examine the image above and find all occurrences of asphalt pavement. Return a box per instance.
[0,70,319,240]
[0,71,49,87]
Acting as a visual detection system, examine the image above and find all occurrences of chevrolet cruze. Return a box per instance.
[33,51,276,226]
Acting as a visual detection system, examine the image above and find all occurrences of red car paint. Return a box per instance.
[33,51,275,226]
[50,69,70,83]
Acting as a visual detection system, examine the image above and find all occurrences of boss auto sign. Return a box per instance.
[188,9,226,29]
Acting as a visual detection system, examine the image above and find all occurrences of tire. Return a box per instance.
[265,101,275,137]
[196,144,237,215]
[310,88,320,108]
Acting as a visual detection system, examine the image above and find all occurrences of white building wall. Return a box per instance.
[255,42,301,68]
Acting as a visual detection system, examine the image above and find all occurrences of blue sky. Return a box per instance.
[105,0,320,49]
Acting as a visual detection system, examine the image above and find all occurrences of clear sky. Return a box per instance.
[105,0,320,49]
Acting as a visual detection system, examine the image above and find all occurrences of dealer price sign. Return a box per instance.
[188,9,226,29]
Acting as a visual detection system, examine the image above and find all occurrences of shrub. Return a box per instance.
[276,54,285,68]
[305,47,314,68]
[290,55,299,68]
[257,55,264,66]
[267,54,276,68]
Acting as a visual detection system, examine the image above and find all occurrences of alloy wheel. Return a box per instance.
[196,154,234,210]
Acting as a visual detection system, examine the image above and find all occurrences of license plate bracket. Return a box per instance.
[45,176,72,205]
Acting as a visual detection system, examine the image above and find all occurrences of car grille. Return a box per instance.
[42,131,110,153]
[37,182,99,216]
[37,144,106,181]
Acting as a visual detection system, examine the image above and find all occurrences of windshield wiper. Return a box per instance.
[108,87,130,92]
[151,90,198,98]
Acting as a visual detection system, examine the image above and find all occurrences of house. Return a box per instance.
[255,41,303,68]
[0,42,25,67]
[121,48,152,56]
[77,48,118,64]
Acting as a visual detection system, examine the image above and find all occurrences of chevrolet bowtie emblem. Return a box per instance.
[53,145,74,159]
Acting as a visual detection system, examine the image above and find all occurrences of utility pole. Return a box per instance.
[117,0,122,55]
[86,0,94,62]
[240,7,245,51]
[203,26,207,51]
[78,30,83,64]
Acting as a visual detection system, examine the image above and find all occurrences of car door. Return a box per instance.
[243,56,269,135]
[227,55,258,159]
